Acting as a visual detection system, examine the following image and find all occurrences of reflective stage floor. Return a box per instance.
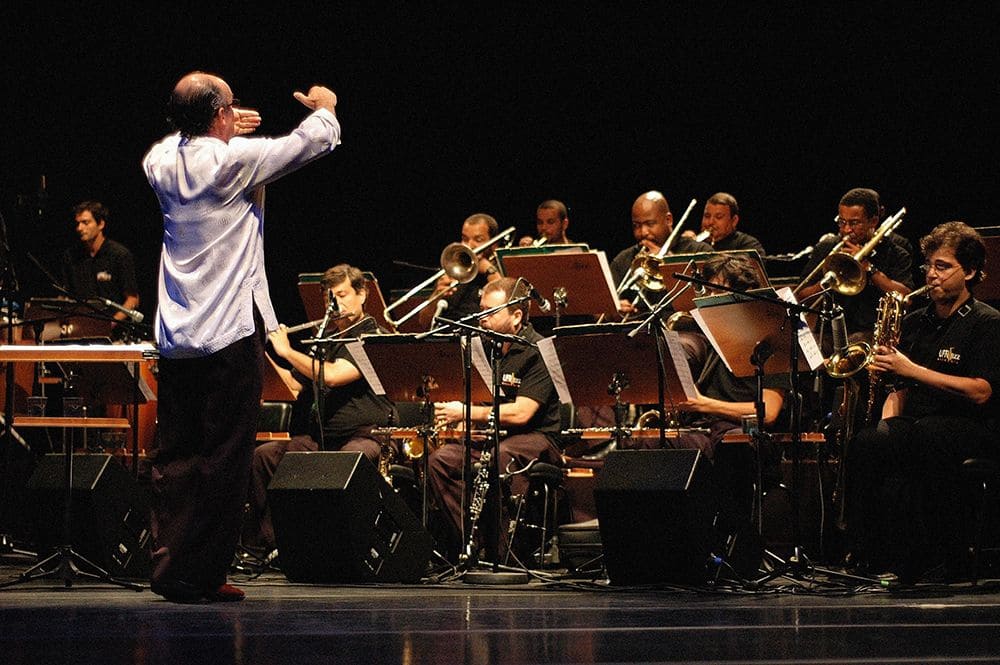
[3,552,1000,664]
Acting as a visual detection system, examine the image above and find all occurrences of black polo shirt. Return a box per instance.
[713,230,765,257]
[492,323,561,441]
[61,238,139,304]
[444,273,489,321]
[897,297,1000,421]
[299,317,396,442]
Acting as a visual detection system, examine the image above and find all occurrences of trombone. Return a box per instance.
[616,198,698,296]
[794,206,906,297]
[384,226,516,328]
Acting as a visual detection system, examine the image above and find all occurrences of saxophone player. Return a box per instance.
[427,277,563,563]
[846,222,1000,583]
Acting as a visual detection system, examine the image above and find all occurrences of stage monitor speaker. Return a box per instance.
[268,451,433,583]
[595,448,717,585]
[27,453,152,579]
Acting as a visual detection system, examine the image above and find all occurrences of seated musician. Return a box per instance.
[242,264,396,557]
[419,213,504,328]
[797,188,914,344]
[518,199,573,246]
[683,192,765,255]
[611,190,712,316]
[672,254,789,551]
[427,277,563,563]
[846,222,1000,582]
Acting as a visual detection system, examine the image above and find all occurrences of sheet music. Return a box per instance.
[125,363,157,401]
[595,250,618,304]
[537,337,571,404]
[469,337,495,397]
[350,340,385,395]
[662,330,699,400]
[690,308,731,373]
[775,287,824,371]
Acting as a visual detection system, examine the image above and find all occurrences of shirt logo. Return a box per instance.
[96,271,112,282]
[938,347,961,364]
[501,372,521,388]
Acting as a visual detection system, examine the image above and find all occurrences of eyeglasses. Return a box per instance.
[920,261,961,276]
[221,97,240,110]
[833,216,869,229]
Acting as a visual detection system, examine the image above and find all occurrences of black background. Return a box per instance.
[3,4,997,325]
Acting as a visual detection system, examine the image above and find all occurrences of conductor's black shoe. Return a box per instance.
[150,579,205,603]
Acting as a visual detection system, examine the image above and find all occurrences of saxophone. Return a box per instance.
[864,284,931,424]
[832,283,930,531]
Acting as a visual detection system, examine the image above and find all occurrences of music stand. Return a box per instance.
[633,250,770,314]
[972,228,1000,304]
[543,322,698,450]
[497,250,621,323]
[298,271,396,333]
[350,334,494,529]
[682,275,857,585]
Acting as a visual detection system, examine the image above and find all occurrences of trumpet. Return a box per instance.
[384,226,516,328]
[796,207,906,296]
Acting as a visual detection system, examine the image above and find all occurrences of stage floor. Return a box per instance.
[3,552,1000,664]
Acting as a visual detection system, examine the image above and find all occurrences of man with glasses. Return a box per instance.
[845,222,1000,583]
[798,188,914,342]
[427,277,562,563]
[142,71,340,602]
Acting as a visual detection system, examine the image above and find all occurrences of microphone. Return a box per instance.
[314,290,339,340]
[789,245,815,261]
[101,297,144,323]
[432,298,449,324]
[526,283,552,313]
[831,309,848,355]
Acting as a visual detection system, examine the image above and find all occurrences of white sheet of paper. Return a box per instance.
[537,337,572,404]
[349,340,384,395]
[662,330,700,400]
[775,286,825,371]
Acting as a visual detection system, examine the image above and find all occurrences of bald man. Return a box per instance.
[610,191,713,313]
[142,71,339,602]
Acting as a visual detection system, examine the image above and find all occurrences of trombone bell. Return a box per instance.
[819,253,868,296]
[440,243,479,284]
[629,255,668,292]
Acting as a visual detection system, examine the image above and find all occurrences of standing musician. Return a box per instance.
[419,213,504,327]
[798,188,914,342]
[846,222,1000,582]
[610,191,713,316]
[245,264,397,558]
[427,277,563,562]
[518,199,572,246]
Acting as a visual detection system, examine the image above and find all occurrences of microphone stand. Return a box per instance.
[424,299,534,584]
[671,272,863,587]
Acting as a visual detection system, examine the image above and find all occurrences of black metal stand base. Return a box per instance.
[463,565,530,585]
[747,546,875,589]
[0,545,143,590]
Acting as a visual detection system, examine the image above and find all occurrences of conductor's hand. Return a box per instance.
[233,107,262,135]
[293,86,337,114]
[268,325,292,358]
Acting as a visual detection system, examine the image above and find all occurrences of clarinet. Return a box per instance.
[460,412,497,563]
